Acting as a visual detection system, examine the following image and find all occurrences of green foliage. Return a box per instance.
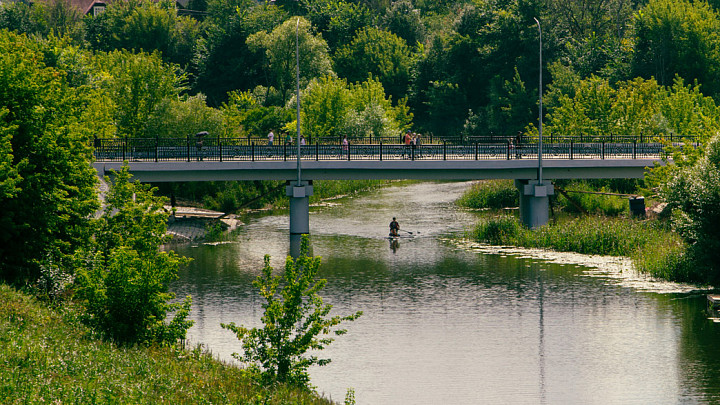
[0,30,98,284]
[147,94,224,138]
[194,1,287,105]
[334,26,413,100]
[75,165,193,346]
[0,284,334,404]
[471,214,677,258]
[247,17,333,105]
[92,50,184,137]
[662,134,720,284]
[633,0,720,98]
[84,0,200,67]
[456,180,518,209]
[303,0,374,52]
[222,90,293,137]
[296,76,411,139]
[542,75,720,142]
[309,179,389,203]
[554,181,628,216]
[299,76,352,138]
[222,237,362,388]
[380,0,425,47]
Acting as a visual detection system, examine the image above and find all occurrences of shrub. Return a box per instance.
[75,165,193,346]
[222,237,362,388]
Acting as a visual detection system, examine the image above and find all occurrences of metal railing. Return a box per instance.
[93,137,684,163]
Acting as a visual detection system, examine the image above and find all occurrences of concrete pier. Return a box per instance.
[516,179,554,229]
[287,181,313,257]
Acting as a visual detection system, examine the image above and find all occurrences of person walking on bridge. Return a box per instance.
[389,217,400,237]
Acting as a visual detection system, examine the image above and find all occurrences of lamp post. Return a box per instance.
[533,17,543,185]
[295,17,301,185]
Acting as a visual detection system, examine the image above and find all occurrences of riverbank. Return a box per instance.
[0,284,333,404]
[457,180,707,285]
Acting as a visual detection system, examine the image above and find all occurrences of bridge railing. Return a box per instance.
[93,137,673,162]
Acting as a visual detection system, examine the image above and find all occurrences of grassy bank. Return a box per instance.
[459,180,700,283]
[469,214,697,283]
[0,284,332,404]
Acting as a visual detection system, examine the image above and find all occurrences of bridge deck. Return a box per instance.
[93,140,667,181]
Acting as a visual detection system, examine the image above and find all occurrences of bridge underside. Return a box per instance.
[93,159,657,182]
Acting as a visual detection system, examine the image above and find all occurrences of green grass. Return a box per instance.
[469,214,690,275]
[554,181,629,216]
[469,213,704,283]
[0,284,333,404]
[455,180,518,209]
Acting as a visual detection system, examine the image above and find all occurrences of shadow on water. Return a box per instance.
[171,181,720,404]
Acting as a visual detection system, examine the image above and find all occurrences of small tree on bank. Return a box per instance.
[75,164,193,346]
[222,237,362,388]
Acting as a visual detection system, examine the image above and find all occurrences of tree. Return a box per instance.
[84,0,201,68]
[194,1,287,105]
[92,50,184,138]
[381,0,425,47]
[662,135,720,284]
[147,94,224,138]
[632,0,720,98]
[75,165,193,345]
[222,237,361,387]
[302,0,374,52]
[247,17,333,105]
[333,26,413,101]
[0,30,98,284]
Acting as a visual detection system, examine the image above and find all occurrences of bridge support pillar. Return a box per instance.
[286,181,313,257]
[515,179,554,229]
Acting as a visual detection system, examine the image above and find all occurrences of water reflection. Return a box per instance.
[171,181,720,404]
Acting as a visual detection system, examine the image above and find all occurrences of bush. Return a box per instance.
[75,165,193,346]
[457,180,518,209]
[222,237,362,388]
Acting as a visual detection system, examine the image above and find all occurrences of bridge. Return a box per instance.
[92,137,672,254]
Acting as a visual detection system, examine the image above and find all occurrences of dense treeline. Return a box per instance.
[6,0,720,140]
[3,0,720,284]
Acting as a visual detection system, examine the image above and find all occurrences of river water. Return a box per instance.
[170,181,720,404]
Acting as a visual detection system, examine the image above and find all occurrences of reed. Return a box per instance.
[471,214,683,259]
[456,180,518,209]
[0,284,332,404]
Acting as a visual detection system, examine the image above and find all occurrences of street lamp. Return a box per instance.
[533,17,543,185]
[295,17,301,185]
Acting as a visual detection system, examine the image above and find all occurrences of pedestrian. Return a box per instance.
[268,130,274,146]
[195,131,207,161]
[300,135,306,145]
[415,132,422,157]
[342,135,349,150]
[515,131,522,159]
[403,130,412,158]
[285,132,292,145]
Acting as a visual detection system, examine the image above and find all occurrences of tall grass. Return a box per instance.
[456,180,518,209]
[471,214,686,263]
[554,181,629,216]
[0,285,332,404]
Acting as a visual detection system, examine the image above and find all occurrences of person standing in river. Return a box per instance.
[389,217,400,237]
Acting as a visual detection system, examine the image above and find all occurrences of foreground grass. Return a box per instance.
[0,284,333,405]
[469,214,698,283]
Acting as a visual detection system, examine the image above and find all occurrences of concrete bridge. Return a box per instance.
[93,138,670,253]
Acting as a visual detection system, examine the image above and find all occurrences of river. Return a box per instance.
[170,181,720,404]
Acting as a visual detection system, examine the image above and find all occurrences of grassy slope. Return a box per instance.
[0,284,333,405]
